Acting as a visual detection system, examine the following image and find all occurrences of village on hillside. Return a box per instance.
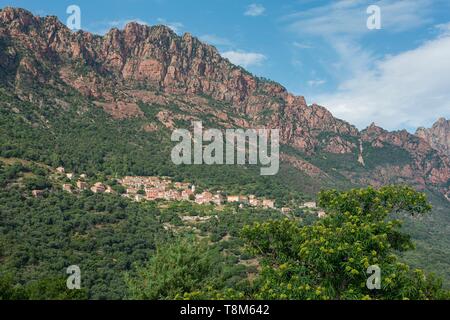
[119,175,325,217]
[119,176,281,208]
[32,166,325,218]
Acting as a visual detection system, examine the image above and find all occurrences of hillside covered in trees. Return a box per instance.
[0,161,449,299]
[0,7,449,300]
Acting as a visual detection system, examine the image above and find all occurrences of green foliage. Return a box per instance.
[0,90,310,205]
[0,273,26,300]
[126,238,225,300]
[23,175,52,190]
[0,163,282,299]
[0,273,88,300]
[188,186,449,300]
[0,165,170,299]
[317,185,432,218]
[397,191,450,288]
[1,72,449,300]
[363,143,412,169]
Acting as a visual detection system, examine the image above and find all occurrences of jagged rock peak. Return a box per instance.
[416,118,450,157]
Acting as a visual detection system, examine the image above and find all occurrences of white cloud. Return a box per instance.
[199,34,233,47]
[285,0,433,37]
[283,0,450,130]
[308,79,326,87]
[222,51,267,68]
[435,22,450,37]
[315,32,450,130]
[293,41,313,49]
[244,4,266,17]
[328,39,375,80]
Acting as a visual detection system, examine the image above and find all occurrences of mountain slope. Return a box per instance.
[416,117,450,158]
[1,7,448,199]
[0,6,450,290]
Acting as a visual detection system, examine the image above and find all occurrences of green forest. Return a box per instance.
[0,161,449,299]
[0,84,449,300]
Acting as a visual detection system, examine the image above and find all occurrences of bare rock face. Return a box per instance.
[416,118,450,157]
[323,136,356,154]
[361,123,450,188]
[0,7,449,196]
[93,101,143,119]
[0,7,357,153]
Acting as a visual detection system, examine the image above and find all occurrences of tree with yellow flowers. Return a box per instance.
[182,185,449,300]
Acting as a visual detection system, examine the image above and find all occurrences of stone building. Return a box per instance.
[62,184,73,193]
[195,192,214,205]
[32,190,45,197]
[262,199,275,209]
[76,180,89,190]
[91,182,106,193]
[227,195,248,204]
[248,195,260,207]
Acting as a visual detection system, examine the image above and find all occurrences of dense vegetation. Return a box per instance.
[176,186,450,300]
[0,161,290,299]
[0,161,448,299]
[0,81,449,299]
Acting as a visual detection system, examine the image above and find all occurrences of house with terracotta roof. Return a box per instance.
[174,182,190,190]
[212,194,224,205]
[91,182,106,193]
[181,188,194,200]
[62,184,73,193]
[195,191,214,205]
[227,195,248,204]
[262,199,275,209]
[248,195,260,206]
[146,188,163,200]
[76,180,89,190]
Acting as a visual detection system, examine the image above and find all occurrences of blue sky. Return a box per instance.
[1,0,450,131]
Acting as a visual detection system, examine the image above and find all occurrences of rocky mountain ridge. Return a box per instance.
[416,118,450,158]
[0,7,448,197]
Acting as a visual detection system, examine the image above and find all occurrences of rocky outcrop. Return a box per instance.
[323,136,356,154]
[416,118,450,157]
[0,7,448,196]
[361,123,450,189]
[0,7,357,153]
